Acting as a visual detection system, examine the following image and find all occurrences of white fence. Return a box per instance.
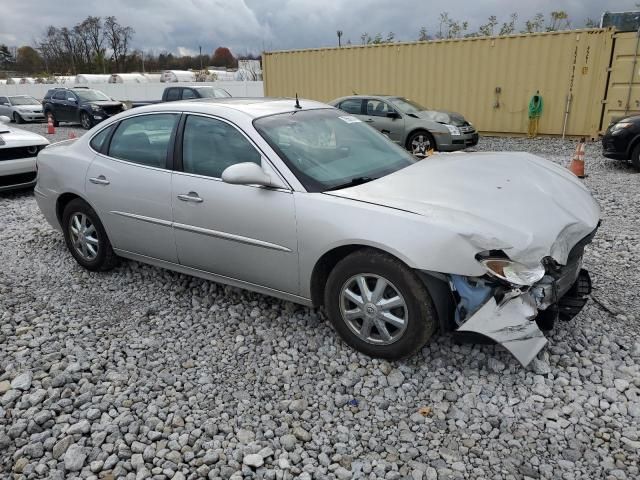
[0,81,264,102]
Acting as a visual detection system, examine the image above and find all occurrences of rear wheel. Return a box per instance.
[13,112,24,124]
[62,199,117,271]
[407,130,436,158]
[631,144,640,170]
[80,111,93,130]
[324,249,437,359]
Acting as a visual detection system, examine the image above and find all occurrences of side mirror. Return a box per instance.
[221,162,284,188]
[0,115,10,123]
[387,111,401,119]
[2,102,10,106]
[67,97,76,102]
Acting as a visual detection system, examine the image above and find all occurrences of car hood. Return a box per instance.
[406,109,468,126]
[86,101,122,107]
[0,125,49,147]
[327,152,600,267]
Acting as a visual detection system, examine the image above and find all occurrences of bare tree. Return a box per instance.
[499,13,518,35]
[418,27,429,41]
[478,15,498,36]
[104,16,134,72]
[523,13,545,33]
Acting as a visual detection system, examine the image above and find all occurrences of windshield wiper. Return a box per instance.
[325,176,377,191]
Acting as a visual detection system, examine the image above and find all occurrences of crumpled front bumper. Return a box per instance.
[450,236,594,366]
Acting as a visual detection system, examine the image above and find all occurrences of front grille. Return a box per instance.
[459,125,475,134]
[0,146,41,161]
[102,105,123,116]
[0,171,36,187]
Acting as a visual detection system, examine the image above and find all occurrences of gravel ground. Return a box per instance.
[1,128,639,480]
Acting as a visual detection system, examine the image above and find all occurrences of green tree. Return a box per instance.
[523,13,545,33]
[15,46,43,74]
[478,15,498,36]
[499,13,518,35]
[547,11,570,31]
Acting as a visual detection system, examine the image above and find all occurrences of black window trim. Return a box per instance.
[174,111,291,190]
[93,111,182,171]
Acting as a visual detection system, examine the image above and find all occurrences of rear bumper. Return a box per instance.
[0,157,37,192]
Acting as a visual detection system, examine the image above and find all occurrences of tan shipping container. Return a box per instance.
[264,29,614,137]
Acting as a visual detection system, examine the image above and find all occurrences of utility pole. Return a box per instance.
[337,30,343,47]
[141,50,145,73]
[199,45,202,70]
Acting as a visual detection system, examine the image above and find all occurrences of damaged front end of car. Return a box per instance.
[444,228,596,366]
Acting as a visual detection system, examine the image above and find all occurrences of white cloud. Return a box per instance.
[0,0,635,54]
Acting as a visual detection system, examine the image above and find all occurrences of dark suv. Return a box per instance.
[42,87,125,130]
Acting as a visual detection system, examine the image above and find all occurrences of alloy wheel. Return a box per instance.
[81,113,91,129]
[410,134,431,158]
[69,212,99,260]
[339,273,408,345]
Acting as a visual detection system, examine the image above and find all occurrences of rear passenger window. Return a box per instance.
[338,99,363,115]
[165,88,180,101]
[89,125,115,152]
[108,114,178,168]
[182,115,260,178]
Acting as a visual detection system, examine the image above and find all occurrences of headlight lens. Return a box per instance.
[610,122,632,133]
[90,104,101,111]
[479,258,545,286]
[444,124,461,136]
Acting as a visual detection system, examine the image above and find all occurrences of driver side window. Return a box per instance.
[182,115,261,179]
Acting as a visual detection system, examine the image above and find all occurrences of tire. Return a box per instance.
[45,110,59,127]
[80,111,93,130]
[631,143,640,170]
[62,198,117,271]
[13,112,24,124]
[324,248,437,360]
[406,130,436,158]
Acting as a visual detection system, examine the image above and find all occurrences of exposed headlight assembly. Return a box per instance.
[90,104,101,111]
[444,124,461,136]
[479,258,545,286]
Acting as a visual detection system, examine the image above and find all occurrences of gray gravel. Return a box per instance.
[1,130,639,480]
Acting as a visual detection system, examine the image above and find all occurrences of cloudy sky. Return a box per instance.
[0,0,634,55]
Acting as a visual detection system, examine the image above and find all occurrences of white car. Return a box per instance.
[0,95,45,123]
[34,98,600,366]
[0,116,49,192]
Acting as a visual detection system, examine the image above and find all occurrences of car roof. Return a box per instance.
[135,97,331,118]
[338,95,400,100]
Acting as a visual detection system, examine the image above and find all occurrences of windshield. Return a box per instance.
[390,97,428,114]
[254,109,416,192]
[195,87,231,98]
[75,90,111,102]
[9,96,39,106]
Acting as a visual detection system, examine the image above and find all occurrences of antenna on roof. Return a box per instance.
[295,93,302,109]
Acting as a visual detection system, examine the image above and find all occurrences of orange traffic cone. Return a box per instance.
[68,131,76,139]
[568,138,586,178]
[46,115,55,135]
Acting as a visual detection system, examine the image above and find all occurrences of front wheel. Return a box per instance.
[80,111,93,130]
[62,199,117,271]
[324,249,437,359]
[407,130,436,158]
[13,112,24,124]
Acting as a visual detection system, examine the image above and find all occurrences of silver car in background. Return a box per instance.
[0,94,45,123]
[34,98,599,366]
[0,115,49,191]
[330,95,478,156]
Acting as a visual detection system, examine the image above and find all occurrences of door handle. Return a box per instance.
[177,192,203,203]
[89,175,110,185]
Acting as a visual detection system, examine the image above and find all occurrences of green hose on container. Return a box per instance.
[528,91,543,137]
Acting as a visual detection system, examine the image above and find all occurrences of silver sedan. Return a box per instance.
[0,94,45,123]
[34,98,600,366]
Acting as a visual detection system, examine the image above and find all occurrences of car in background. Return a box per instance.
[34,98,600,366]
[602,115,640,170]
[330,95,478,157]
[0,95,45,123]
[42,87,125,130]
[0,115,48,192]
[131,85,232,108]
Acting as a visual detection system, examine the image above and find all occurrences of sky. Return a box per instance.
[0,0,634,56]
